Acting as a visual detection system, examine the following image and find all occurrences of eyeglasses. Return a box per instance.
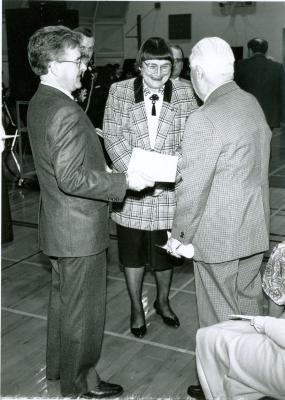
[143,62,172,74]
[57,59,82,67]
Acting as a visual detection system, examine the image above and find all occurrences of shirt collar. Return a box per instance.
[143,84,164,98]
[40,80,74,100]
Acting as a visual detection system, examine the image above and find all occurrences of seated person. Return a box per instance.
[262,241,285,318]
[190,242,285,400]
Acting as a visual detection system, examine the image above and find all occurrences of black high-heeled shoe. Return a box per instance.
[153,301,180,328]
[130,324,147,338]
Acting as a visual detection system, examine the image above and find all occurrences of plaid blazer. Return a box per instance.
[103,76,198,230]
[171,81,271,263]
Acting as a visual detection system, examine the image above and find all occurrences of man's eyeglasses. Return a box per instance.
[143,62,172,74]
[57,59,82,67]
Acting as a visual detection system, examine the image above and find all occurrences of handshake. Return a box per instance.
[126,171,155,191]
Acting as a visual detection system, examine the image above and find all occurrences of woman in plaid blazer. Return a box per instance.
[103,37,198,338]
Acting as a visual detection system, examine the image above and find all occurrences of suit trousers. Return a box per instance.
[196,321,285,400]
[46,252,107,397]
[194,253,264,327]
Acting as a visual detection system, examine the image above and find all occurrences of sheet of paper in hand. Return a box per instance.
[128,148,178,182]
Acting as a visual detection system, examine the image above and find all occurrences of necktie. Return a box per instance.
[149,94,159,116]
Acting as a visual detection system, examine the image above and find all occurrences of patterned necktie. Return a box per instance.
[149,94,159,116]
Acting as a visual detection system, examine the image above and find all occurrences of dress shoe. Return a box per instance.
[187,384,205,399]
[130,324,147,338]
[153,301,180,328]
[82,381,123,398]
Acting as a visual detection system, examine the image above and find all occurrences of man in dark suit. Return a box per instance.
[27,25,153,399]
[73,26,111,166]
[73,27,108,129]
[234,37,285,129]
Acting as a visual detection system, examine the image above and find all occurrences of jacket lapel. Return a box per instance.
[154,80,177,152]
[129,76,151,150]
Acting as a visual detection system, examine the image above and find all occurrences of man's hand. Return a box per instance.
[166,236,182,258]
[127,171,155,191]
[167,232,195,259]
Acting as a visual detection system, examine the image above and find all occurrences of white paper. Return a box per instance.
[128,148,178,182]
[157,231,194,259]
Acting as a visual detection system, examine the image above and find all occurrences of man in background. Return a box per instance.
[73,26,111,165]
[27,25,153,399]
[170,44,188,82]
[73,26,109,130]
[167,37,271,399]
[235,37,285,130]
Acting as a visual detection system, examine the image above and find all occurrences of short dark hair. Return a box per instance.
[28,25,80,76]
[247,38,268,54]
[136,37,174,67]
[73,26,93,38]
[170,44,184,59]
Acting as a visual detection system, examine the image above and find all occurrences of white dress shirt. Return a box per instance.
[143,85,164,150]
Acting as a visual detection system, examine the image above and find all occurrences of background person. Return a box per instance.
[27,25,153,398]
[170,44,186,81]
[103,37,198,339]
[234,37,285,130]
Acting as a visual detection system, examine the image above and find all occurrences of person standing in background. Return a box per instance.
[234,37,285,130]
[170,44,186,81]
[27,25,154,399]
[103,37,198,339]
[73,26,111,165]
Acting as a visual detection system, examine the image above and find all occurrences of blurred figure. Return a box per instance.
[73,27,108,130]
[103,37,198,339]
[27,25,154,399]
[167,36,271,398]
[170,44,188,82]
[112,63,123,82]
[235,38,285,129]
[263,241,285,318]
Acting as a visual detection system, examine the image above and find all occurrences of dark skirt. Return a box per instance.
[116,224,176,271]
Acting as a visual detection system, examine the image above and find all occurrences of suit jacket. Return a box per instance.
[171,81,271,263]
[234,54,285,128]
[27,84,127,257]
[102,76,198,230]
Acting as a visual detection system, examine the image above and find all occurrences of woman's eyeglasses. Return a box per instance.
[143,62,172,74]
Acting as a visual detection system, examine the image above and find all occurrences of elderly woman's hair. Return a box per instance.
[27,25,80,76]
[247,38,268,54]
[136,37,174,67]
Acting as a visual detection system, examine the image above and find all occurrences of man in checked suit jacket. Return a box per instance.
[168,37,271,329]
[27,26,153,399]
[234,38,285,130]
